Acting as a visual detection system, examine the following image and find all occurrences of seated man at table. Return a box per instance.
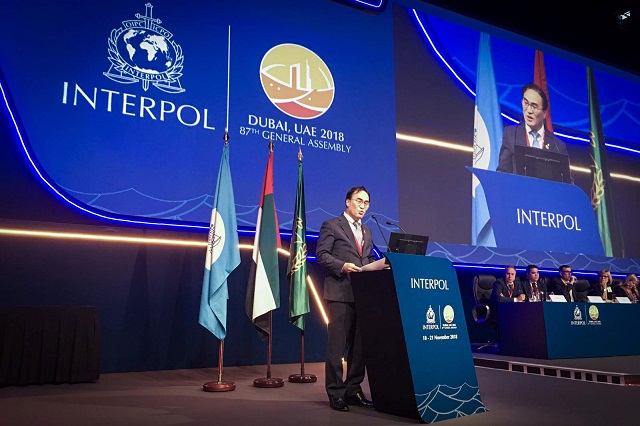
[490,266,526,310]
[550,265,588,302]
[521,264,547,302]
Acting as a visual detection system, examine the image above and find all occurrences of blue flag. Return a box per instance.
[198,143,241,341]
[472,33,503,246]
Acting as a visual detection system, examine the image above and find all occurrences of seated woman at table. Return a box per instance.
[589,269,615,302]
[614,274,640,303]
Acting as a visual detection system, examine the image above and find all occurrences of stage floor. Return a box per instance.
[2,359,639,425]
[472,351,640,386]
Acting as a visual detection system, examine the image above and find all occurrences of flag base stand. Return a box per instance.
[288,373,317,383]
[202,341,235,392]
[253,377,284,388]
[203,381,236,392]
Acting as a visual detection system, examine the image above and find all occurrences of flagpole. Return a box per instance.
[288,148,315,384]
[254,311,284,387]
[253,139,284,388]
[289,329,317,383]
[203,339,235,391]
[202,131,236,393]
[202,25,236,393]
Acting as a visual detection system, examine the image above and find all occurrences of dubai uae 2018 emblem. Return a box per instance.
[260,44,334,119]
[104,3,185,93]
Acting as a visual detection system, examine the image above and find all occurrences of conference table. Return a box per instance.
[498,302,640,359]
[0,306,100,386]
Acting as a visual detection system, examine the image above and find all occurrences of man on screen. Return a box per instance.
[316,186,376,412]
[497,83,569,174]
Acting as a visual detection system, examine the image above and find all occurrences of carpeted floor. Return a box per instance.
[1,359,639,425]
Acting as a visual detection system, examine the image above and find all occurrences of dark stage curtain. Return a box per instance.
[0,306,100,386]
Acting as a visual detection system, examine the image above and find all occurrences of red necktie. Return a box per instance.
[353,222,363,255]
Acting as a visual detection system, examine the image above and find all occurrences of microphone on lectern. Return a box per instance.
[386,220,407,234]
[370,215,389,248]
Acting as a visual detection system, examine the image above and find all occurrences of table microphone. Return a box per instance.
[370,215,389,248]
[386,220,407,234]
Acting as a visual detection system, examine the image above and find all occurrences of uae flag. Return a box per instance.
[245,149,281,340]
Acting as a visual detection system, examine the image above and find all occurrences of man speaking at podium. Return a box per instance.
[316,186,376,412]
[497,83,569,174]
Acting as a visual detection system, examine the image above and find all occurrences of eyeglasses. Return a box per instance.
[522,98,542,112]
[351,198,370,207]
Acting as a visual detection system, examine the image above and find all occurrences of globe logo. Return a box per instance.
[104,3,185,93]
[119,29,175,74]
[260,44,335,119]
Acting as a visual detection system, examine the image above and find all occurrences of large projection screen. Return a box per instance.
[1,0,640,269]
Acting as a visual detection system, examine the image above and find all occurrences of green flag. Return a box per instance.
[587,67,625,257]
[287,150,310,330]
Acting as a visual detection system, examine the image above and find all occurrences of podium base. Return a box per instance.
[253,377,284,388]
[288,374,317,383]
[203,381,236,392]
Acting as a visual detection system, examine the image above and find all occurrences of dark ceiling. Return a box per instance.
[421,1,639,78]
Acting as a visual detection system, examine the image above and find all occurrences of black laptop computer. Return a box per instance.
[514,144,571,183]
[387,232,429,256]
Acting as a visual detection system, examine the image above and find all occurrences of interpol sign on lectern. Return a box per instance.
[351,253,486,423]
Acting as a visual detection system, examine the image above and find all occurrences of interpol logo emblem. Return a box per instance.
[104,3,185,93]
[573,305,582,321]
[426,306,436,324]
[205,209,225,268]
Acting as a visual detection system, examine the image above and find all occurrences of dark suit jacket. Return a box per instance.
[614,285,640,302]
[521,278,548,301]
[588,283,615,301]
[490,278,525,307]
[550,278,588,302]
[497,124,568,174]
[316,215,376,302]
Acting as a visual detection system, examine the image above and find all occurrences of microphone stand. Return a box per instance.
[386,220,407,234]
[370,215,389,248]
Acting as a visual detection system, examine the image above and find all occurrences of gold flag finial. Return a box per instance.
[297,147,303,161]
[268,139,274,152]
